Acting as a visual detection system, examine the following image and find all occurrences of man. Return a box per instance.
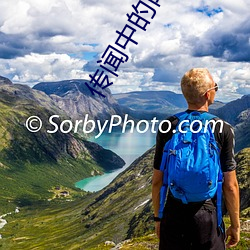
[152,68,240,249]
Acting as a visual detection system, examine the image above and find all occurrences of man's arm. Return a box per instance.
[152,169,163,239]
[223,170,240,248]
[152,117,176,239]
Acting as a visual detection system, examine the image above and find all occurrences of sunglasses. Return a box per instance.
[203,83,218,95]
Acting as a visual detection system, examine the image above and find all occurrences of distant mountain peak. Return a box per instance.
[33,79,111,99]
[33,79,123,122]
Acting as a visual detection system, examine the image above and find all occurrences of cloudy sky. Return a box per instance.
[0,0,249,102]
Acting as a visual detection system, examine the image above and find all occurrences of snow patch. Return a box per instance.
[0,219,7,229]
[138,185,145,190]
[134,199,150,210]
[0,207,20,238]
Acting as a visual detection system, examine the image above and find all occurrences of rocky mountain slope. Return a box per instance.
[33,81,227,122]
[234,108,250,152]
[33,79,123,122]
[213,94,250,126]
[0,75,12,85]
[212,94,250,152]
[0,79,124,212]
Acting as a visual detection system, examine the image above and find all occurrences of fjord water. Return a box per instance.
[75,129,156,192]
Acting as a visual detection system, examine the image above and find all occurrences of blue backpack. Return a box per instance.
[158,111,223,228]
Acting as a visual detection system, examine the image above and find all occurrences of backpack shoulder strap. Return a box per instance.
[201,112,223,230]
[173,111,189,121]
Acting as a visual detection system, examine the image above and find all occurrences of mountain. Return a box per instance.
[213,94,250,126]
[0,77,248,249]
[33,79,124,122]
[0,80,125,212]
[212,94,250,152]
[114,91,186,119]
[209,100,225,110]
[234,109,250,152]
[114,91,225,120]
[32,82,227,122]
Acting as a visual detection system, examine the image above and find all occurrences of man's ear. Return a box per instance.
[204,92,209,100]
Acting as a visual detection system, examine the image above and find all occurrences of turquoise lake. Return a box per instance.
[75,129,156,192]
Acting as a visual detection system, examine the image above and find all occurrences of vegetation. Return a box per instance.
[235,148,250,214]
[1,147,249,249]
[1,208,249,250]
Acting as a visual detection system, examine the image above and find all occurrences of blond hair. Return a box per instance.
[181,68,214,104]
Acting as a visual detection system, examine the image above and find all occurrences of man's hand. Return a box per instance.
[155,221,161,239]
[225,225,240,248]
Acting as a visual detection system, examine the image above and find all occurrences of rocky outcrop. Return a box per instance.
[209,95,250,152]
[213,94,250,125]
[33,79,124,122]
[234,109,250,152]
[83,140,125,171]
[0,76,12,85]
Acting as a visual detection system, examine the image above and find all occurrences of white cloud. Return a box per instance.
[0,0,249,101]
[0,53,87,86]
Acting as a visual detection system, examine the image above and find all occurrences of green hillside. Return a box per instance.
[1,147,249,249]
[0,148,155,249]
[0,84,124,213]
[235,147,250,214]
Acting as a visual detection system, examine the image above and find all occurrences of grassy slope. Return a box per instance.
[0,90,106,213]
[235,148,250,213]
[1,148,249,249]
[0,149,154,249]
[0,199,89,250]
[1,203,249,250]
[89,219,250,250]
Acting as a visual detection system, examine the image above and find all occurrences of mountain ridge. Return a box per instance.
[33,79,124,122]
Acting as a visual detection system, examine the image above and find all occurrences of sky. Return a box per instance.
[0,0,249,102]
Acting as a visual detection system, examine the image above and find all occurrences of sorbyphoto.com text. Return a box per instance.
[25,114,224,138]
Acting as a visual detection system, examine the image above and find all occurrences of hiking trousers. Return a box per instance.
[159,196,225,250]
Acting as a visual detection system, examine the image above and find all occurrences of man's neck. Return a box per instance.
[187,103,209,112]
